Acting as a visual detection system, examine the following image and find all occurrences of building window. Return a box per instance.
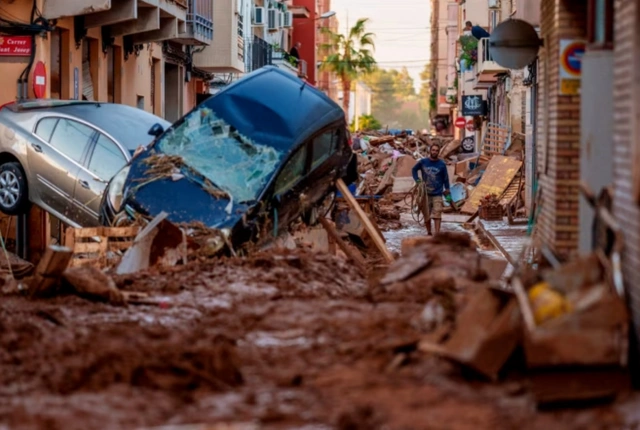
[588,0,614,48]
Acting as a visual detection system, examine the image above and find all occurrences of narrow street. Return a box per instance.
[1,209,638,429]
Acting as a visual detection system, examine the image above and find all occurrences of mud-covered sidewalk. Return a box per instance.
[0,249,637,430]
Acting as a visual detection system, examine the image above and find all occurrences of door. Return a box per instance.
[74,133,128,226]
[29,117,94,222]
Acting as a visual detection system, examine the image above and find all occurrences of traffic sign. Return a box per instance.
[455,117,466,129]
[466,119,475,132]
[33,61,46,99]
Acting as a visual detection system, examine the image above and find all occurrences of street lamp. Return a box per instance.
[318,11,336,20]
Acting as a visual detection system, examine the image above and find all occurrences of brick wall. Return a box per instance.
[612,0,640,355]
[535,0,587,259]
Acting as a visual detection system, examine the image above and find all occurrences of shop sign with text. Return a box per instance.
[0,36,31,57]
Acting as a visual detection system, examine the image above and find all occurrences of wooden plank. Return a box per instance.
[29,245,73,297]
[71,227,104,238]
[476,220,517,267]
[73,242,107,254]
[460,156,523,214]
[319,217,367,274]
[336,179,394,263]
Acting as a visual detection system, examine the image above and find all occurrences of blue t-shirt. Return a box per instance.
[412,157,450,196]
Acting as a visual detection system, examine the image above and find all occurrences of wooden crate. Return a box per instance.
[479,205,503,221]
[64,226,140,267]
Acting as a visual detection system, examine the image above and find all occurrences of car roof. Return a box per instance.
[197,66,345,153]
[6,100,171,151]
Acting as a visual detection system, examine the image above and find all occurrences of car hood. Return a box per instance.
[123,151,253,228]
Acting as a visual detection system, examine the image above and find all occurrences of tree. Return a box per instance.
[391,67,416,98]
[351,114,381,131]
[361,68,401,126]
[321,18,377,116]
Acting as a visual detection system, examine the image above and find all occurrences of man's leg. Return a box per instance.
[431,196,443,234]
[421,190,432,235]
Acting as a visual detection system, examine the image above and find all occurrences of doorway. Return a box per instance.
[49,28,70,99]
[107,45,122,103]
[164,62,182,122]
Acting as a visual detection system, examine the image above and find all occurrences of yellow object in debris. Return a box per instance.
[528,282,571,325]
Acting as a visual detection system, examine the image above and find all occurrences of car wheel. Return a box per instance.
[0,162,29,216]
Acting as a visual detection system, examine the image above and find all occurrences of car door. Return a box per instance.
[73,133,128,226]
[304,128,341,204]
[28,117,94,222]
[270,143,310,230]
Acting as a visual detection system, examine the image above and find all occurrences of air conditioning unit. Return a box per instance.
[253,7,265,25]
[283,11,293,28]
[488,0,500,8]
[267,8,278,31]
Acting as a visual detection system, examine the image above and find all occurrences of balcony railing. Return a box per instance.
[472,37,507,90]
[175,0,213,45]
[250,36,273,72]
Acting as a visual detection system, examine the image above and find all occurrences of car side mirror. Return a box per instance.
[148,123,164,138]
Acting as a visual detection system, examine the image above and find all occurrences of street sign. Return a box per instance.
[559,39,585,95]
[455,117,466,129]
[466,119,475,132]
[0,36,31,57]
[33,61,46,99]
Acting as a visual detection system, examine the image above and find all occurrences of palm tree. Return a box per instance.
[320,18,376,117]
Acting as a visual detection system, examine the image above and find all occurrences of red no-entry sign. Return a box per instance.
[466,119,475,132]
[455,117,466,129]
[33,61,46,99]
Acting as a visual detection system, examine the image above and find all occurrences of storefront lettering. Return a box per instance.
[0,36,32,57]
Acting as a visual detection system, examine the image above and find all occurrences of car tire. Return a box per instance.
[0,162,29,216]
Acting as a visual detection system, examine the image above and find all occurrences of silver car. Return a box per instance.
[0,100,170,227]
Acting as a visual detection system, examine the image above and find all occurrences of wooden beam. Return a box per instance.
[476,219,517,267]
[28,206,50,265]
[110,7,160,36]
[336,179,394,264]
[131,17,178,44]
[84,0,138,28]
[29,245,73,297]
[318,217,367,275]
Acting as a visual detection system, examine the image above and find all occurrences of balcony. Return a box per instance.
[473,37,507,90]
[42,0,211,45]
[192,0,243,72]
[272,50,300,76]
[246,36,308,79]
[174,0,213,45]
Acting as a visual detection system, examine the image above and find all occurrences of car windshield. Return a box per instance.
[156,105,283,203]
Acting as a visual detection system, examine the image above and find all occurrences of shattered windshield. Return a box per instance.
[156,106,283,203]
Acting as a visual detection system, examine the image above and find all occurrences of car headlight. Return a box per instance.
[108,166,131,213]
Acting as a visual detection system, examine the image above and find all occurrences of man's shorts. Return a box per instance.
[420,194,444,220]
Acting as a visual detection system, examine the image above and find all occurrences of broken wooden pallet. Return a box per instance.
[64,226,140,267]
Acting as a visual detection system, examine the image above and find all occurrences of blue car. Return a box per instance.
[100,66,357,250]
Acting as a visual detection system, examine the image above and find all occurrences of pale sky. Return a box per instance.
[331,0,432,92]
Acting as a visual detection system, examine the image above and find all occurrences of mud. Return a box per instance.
[0,248,636,429]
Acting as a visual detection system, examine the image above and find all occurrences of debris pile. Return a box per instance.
[375,231,631,407]
[350,128,528,226]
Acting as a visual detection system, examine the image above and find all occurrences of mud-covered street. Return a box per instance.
[1,237,637,430]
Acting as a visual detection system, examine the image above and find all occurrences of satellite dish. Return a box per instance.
[489,19,542,70]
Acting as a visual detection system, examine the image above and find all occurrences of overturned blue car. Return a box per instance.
[100,66,357,250]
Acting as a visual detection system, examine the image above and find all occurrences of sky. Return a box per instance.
[330,0,432,92]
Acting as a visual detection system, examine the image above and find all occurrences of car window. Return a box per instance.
[311,129,338,170]
[49,119,94,163]
[35,118,58,142]
[274,146,307,195]
[88,134,127,180]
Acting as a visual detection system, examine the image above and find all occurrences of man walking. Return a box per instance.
[411,143,451,235]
